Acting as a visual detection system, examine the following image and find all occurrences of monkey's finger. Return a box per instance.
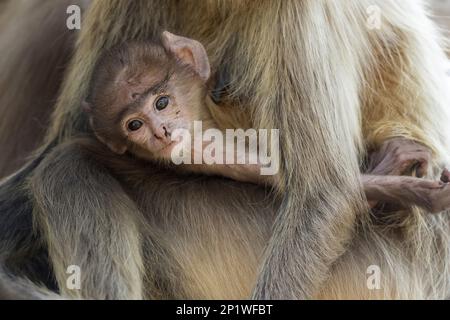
[414,159,428,178]
[403,152,429,177]
[441,168,450,183]
[428,183,450,213]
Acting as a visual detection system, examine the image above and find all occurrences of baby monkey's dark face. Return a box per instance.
[86,31,211,162]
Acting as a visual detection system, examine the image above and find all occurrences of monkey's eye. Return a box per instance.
[127,119,144,131]
[155,96,169,111]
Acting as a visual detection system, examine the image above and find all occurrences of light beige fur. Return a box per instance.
[0,0,449,300]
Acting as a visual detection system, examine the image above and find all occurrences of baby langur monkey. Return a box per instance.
[84,31,267,184]
[84,31,450,213]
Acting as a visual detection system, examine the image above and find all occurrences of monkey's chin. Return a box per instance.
[154,141,178,161]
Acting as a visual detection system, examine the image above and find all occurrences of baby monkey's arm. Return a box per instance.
[195,128,450,212]
[186,138,275,185]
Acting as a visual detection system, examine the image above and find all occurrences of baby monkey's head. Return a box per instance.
[84,31,211,161]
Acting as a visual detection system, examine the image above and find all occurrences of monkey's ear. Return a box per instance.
[96,133,127,155]
[161,31,211,82]
[90,118,127,155]
[104,141,127,155]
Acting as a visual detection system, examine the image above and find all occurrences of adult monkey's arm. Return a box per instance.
[250,1,368,299]
[252,0,450,298]
[361,1,450,165]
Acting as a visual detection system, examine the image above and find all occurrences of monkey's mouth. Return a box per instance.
[156,141,177,155]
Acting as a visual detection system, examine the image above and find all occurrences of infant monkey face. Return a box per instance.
[123,93,189,159]
[87,30,211,160]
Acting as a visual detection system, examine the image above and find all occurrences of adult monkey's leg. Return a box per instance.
[29,141,145,299]
[21,1,167,300]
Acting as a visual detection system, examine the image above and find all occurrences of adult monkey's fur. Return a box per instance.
[0,0,450,299]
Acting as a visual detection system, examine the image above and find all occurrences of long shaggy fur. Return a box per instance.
[0,262,62,300]
[1,0,450,299]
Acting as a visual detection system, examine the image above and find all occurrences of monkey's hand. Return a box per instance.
[367,138,432,178]
[363,170,450,214]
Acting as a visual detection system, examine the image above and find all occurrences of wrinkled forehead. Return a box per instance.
[101,63,171,107]
[120,64,169,89]
[94,43,171,92]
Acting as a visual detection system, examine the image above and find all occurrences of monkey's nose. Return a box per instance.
[154,126,170,140]
[163,126,170,138]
